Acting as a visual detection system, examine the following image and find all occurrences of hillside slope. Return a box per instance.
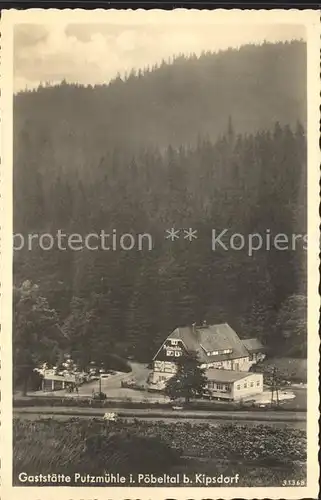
[13,40,307,364]
[14,40,306,175]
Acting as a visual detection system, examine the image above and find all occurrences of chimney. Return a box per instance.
[192,322,196,333]
[202,320,207,327]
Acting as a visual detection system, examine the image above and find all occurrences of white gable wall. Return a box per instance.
[231,373,263,400]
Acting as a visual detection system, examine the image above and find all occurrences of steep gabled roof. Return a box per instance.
[157,323,250,363]
[242,338,265,353]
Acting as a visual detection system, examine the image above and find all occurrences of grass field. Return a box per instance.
[257,357,307,383]
[13,417,306,487]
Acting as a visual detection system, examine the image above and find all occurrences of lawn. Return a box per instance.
[256,357,307,383]
[13,417,306,487]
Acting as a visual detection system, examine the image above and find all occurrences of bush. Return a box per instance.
[92,391,107,401]
[13,418,307,487]
[13,395,170,410]
[13,419,182,483]
[14,370,43,392]
[253,357,307,383]
[101,354,132,373]
[84,433,181,474]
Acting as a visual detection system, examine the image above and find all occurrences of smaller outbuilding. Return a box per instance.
[41,373,77,392]
[206,369,263,401]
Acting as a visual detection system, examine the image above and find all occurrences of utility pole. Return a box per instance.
[98,368,104,398]
[271,366,279,406]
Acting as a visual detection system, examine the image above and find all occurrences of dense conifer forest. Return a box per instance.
[13,40,307,372]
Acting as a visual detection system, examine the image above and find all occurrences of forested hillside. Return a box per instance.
[13,40,307,368]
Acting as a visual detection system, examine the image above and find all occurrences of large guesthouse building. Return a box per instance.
[149,323,265,398]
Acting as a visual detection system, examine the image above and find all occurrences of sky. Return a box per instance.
[14,23,306,92]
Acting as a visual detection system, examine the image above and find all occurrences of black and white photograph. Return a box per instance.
[0,8,319,500]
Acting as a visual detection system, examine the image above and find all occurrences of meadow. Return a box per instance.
[13,418,306,487]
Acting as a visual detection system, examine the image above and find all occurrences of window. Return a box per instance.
[166,350,174,356]
[222,349,232,354]
[244,383,247,389]
[256,380,260,386]
[236,385,240,390]
[216,383,224,390]
[171,339,178,346]
[174,351,181,357]
[212,350,219,355]
[250,382,254,387]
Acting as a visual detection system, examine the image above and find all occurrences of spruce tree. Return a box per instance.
[164,352,208,404]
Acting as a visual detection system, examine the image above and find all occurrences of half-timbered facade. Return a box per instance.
[149,322,265,387]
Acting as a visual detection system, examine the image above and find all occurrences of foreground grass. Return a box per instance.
[13,418,306,487]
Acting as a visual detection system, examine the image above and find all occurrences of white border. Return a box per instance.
[0,8,320,500]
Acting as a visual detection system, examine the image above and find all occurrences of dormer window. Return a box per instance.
[206,348,233,356]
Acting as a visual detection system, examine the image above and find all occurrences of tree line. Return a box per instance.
[13,42,307,389]
[13,121,307,378]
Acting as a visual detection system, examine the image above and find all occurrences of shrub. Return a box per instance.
[13,418,307,487]
[84,433,181,474]
[13,419,182,483]
[92,391,107,401]
[102,354,132,373]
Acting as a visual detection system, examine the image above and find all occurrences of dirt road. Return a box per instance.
[14,406,306,429]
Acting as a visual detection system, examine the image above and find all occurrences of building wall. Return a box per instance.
[231,373,263,400]
[206,381,233,400]
[42,379,65,392]
[149,360,178,386]
[201,360,233,370]
[206,373,263,401]
[201,356,256,372]
[250,352,266,364]
[154,338,188,362]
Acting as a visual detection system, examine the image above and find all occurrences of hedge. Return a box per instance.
[13,418,306,486]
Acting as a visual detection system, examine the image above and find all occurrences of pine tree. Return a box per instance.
[13,280,61,394]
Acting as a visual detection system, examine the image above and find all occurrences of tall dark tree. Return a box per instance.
[164,353,208,404]
[13,281,61,395]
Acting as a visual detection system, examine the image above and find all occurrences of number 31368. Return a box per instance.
[282,479,305,486]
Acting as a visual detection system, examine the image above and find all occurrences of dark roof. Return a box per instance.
[242,338,265,353]
[164,323,250,363]
[206,368,253,383]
